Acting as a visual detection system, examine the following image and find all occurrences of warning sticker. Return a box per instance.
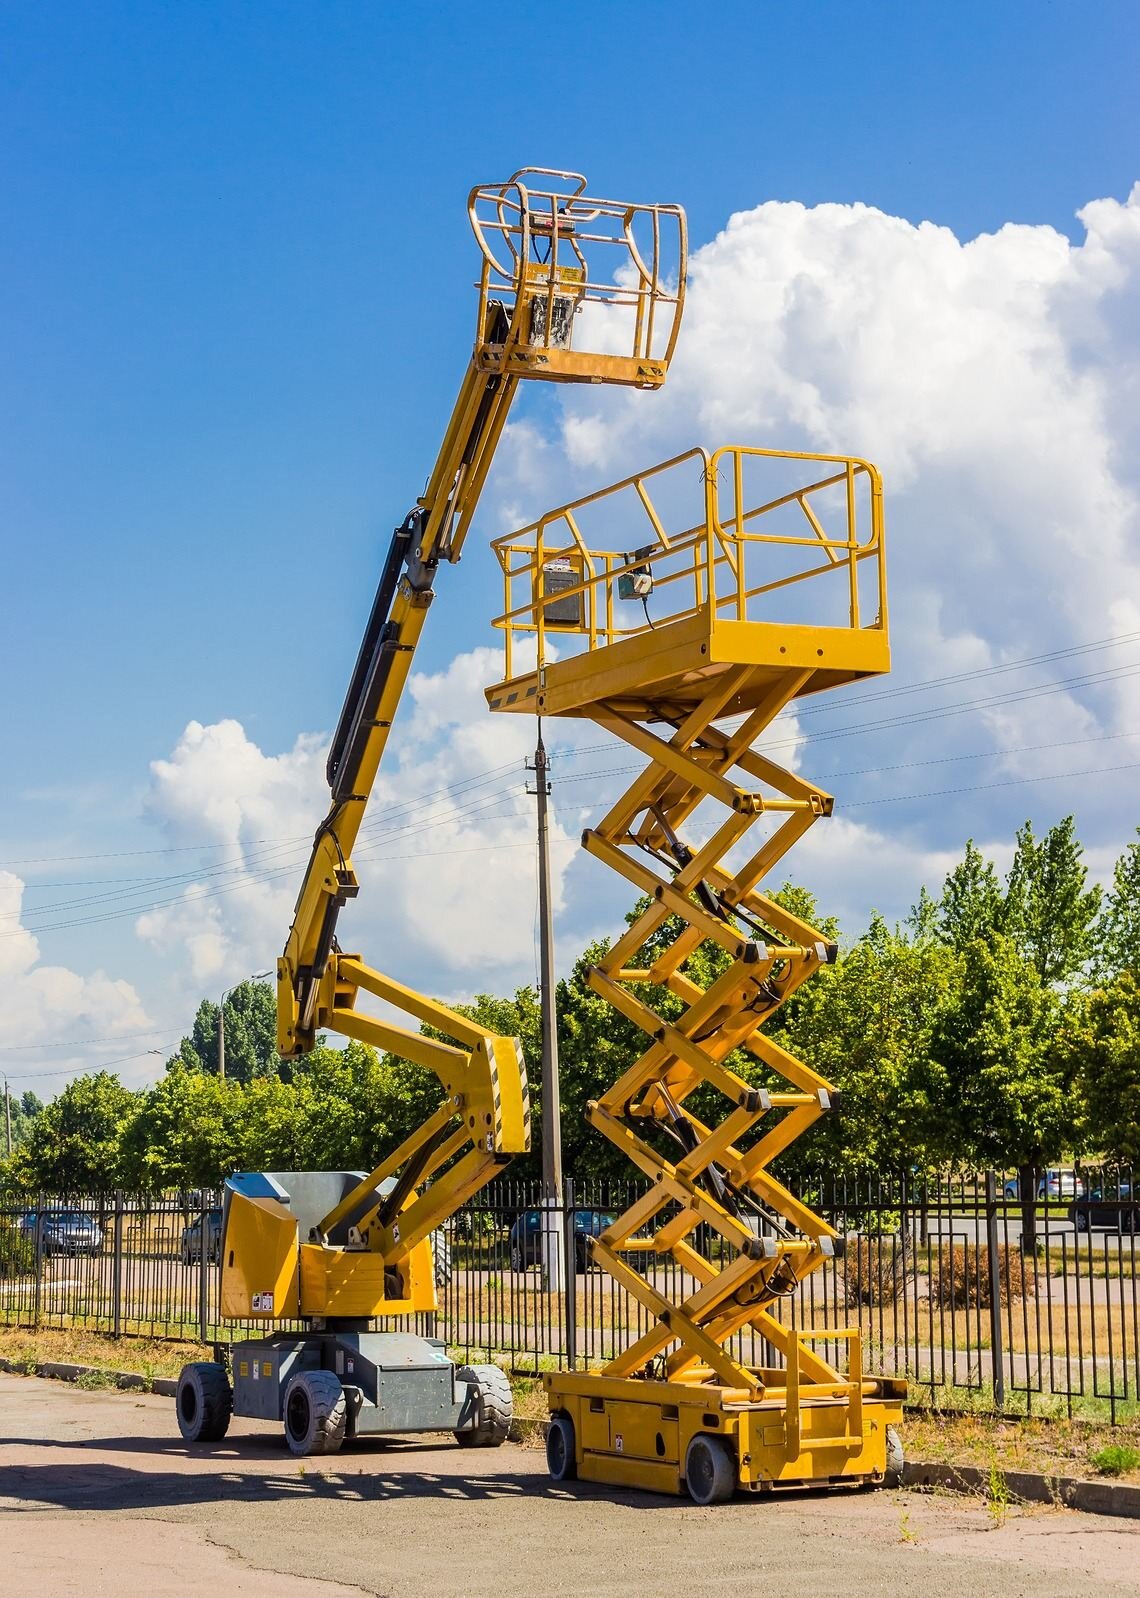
[615,1433,624,1453]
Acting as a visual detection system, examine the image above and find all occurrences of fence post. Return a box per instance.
[563,1176,577,1371]
[112,1190,124,1338]
[33,1206,44,1330]
[198,1193,209,1346]
[984,1169,1006,1411]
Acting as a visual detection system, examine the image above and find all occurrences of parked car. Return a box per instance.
[1002,1170,1085,1201]
[18,1210,103,1258]
[1068,1181,1136,1234]
[180,1210,223,1266]
[510,1208,615,1274]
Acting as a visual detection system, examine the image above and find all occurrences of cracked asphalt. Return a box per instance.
[2,1373,1140,1597]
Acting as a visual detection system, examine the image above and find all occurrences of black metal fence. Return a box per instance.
[2,1170,1137,1422]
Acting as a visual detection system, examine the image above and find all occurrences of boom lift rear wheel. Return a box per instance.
[176,1361,233,1444]
[454,1364,512,1447]
[283,1369,347,1457]
[684,1434,736,1506]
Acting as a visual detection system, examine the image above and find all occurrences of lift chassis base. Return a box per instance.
[177,1330,512,1456]
[544,1370,904,1501]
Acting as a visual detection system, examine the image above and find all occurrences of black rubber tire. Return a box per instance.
[1074,1211,1089,1234]
[176,1361,232,1444]
[454,1363,512,1447]
[510,1244,524,1273]
[685,1433,736,1505]
[283,1369,347,1457]
[546,1412,577,1481]
[883,1425,904,1488]
[431,1228,453,1290]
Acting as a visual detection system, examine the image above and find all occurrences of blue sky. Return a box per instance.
[2,1,1138,1092]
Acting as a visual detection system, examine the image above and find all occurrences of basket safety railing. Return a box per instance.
[490,445,886,682]
[469,169,686,383]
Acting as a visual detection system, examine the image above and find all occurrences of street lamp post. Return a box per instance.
[218,972,272,1080]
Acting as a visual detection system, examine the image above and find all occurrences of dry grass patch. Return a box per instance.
[904,1409,1140,1485]
[0,1325,208,1382]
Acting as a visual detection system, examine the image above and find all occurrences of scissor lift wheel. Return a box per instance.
[546,1412,578,1481]
[684,1434,737,1506]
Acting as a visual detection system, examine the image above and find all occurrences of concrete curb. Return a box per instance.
[903,1459,1140,1520]
[3,1361,1138,1517]
[0,1355,177,1397]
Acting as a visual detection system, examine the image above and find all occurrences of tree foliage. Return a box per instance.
[1095,830,1140,982]
[11,1073,139,1191]
[5,813,1138,1194]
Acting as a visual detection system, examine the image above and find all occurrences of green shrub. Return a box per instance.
[1090,1444,1140,1477]
[930,1244,1034,1309]
[0,1222,34,1279]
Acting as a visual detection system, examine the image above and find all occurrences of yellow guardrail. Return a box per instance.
[491,444,886,681]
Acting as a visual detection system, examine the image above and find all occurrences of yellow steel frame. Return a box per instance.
[487,443,904,1492]
[234,171,688,1324]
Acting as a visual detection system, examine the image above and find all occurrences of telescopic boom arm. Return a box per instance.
[263,171,686,1299]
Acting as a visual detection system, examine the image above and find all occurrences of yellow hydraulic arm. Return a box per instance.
[255,171,687,1313]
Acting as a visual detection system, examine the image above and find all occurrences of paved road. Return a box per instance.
[2,1374,1140,1598]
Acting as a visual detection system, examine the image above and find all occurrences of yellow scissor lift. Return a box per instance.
[486,445,906,1501]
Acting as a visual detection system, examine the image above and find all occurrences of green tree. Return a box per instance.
[930,933,1072,1248]
[1066,971,1140,1162]
[167,980,283,1083]
[768,912,960,1176]
[1094,830,1140,981]
[119,1065,241,1190]
[2,1089,43,1157]
[937,840,1003,949]
[13,1072,139,1192]
[1003,817,1100,985]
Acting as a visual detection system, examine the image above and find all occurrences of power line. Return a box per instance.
[3,1046,171,1082]
[842,758,1140,809]
[6,627,1135,875]
[0,795,534,939]
[793,628,1140,720]
[4,780,532,928]
[0,1026,183,1053]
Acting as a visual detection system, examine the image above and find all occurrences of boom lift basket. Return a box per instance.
[469,169,686,388]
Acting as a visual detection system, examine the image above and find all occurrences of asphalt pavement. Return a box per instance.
[2,1373,1140,1597]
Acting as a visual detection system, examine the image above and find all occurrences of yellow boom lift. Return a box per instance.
[485,444,906,1499]
[173,170,687,1455]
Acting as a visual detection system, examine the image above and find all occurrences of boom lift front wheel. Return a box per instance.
[283,1369,347,1457]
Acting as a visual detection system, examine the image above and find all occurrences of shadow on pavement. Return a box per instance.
[0,1443,680,1514]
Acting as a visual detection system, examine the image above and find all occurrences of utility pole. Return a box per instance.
[4,1081,11,1159]
[219,971,272,1082]
[530,723,565,1289]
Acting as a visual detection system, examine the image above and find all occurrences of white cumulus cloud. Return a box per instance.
[0,870,152,1084]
